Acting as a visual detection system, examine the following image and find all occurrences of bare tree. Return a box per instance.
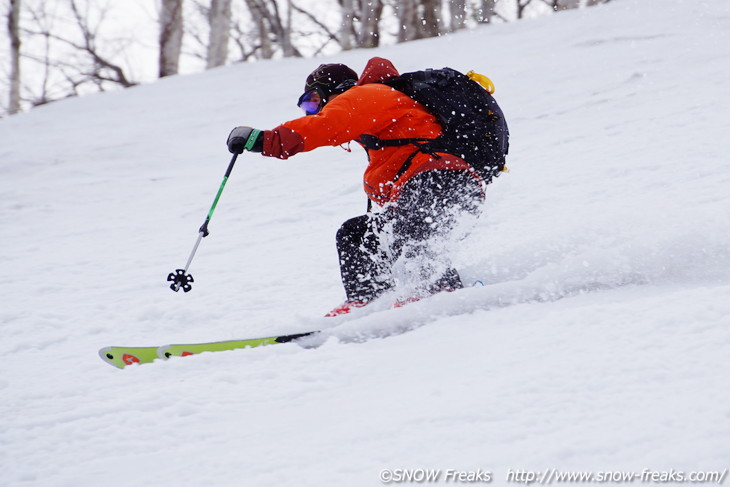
[395,0,418,43]
[159,0,183,77]
[19,1,59,107]
[207,0,231,68]
[419,0,443,38]
[476,0,498,24]
[182,1,209,65]
[339,0,355,50]
[517,0,532,19]
[358,0,383,48]
[543,0,612,11]
[335,0,383,48]
[195,0,337,69]
[543,0,577,10]
[7,0,22,114]
[279,0,295,57]
[449,0,467,32]
[66,1,136,88]
[18,0,136,109]
[243,0,301,59]
[394,0,443,42]
[289,1,340,55]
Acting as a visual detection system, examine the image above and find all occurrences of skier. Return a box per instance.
[226,57,508,316]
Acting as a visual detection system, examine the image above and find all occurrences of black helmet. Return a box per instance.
[304,63,358,98]
[297,63,358,115]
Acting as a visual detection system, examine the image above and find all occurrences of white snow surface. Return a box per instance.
[2,0,730,485]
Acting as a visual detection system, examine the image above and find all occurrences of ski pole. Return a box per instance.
[167,152,239,292]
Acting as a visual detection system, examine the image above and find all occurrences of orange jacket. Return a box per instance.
[262,57,475,204]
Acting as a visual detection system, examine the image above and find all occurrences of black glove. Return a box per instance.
[227,126,264,154]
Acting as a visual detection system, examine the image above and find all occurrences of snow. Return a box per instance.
[2,0,730,485]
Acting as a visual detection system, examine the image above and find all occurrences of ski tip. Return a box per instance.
[98,346,161,369]
[98,347,125,369]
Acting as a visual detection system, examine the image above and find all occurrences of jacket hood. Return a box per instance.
[357,57,400,85]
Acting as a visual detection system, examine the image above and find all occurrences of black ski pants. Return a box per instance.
[336,169,484,303]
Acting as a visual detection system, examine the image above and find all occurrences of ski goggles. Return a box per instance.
[296,79,357,116]
[297,88,326,116]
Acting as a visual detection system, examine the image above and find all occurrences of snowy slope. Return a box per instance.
[2,0,730,485]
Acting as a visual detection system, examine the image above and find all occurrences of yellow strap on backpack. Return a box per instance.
[466,70,495,94]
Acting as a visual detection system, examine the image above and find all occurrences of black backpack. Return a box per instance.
[359,67,509,184]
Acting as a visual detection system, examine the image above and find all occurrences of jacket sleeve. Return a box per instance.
[261,126,305,159]
[261,85,400,160]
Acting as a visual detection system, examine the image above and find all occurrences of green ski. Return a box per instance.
[98,332,316,369]
[158,332,314,359]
